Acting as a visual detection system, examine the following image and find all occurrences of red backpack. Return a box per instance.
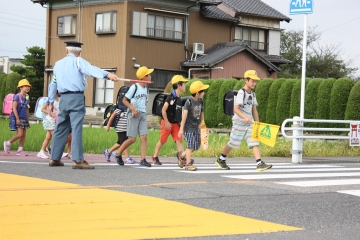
[2,93,22,115]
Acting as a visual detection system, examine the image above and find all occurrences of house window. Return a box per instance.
[57,15,77,36]
[234,27,266,51]
[94,78,114,105]
[132,11,184,41]
[95,11,117,34]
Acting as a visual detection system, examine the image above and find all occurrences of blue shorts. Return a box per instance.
[184,129,201,151]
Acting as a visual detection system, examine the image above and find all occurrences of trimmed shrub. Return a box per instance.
[304,78,323,127]
[205,79,225,127]
[234,80,245,90]
[184,79,197,96]
[276,79,298,126]
[201,79,214,106]
[344,80,360,120]
[216,79,238,128]
[315,78,337,121]
[289,78,311,118]
[254,78,274,122]
[266,78,286,124]
[329,78,354,131]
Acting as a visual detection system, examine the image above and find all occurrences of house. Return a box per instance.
[0,57,25,74]
[32,0,291,115]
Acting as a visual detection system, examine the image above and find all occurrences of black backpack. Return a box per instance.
[103,104,120,127]
[152,93,190,123]
[116,84,138,111]
[223,88,254,116]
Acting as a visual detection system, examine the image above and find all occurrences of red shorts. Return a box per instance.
[160,119,182,143]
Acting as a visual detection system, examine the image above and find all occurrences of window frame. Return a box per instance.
[95,11,117,34]
[132,11,185,42]
[234,27,267,51]
[57,15,77,37]
[94,76,115,106]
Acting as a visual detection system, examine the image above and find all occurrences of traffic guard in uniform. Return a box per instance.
[47,41,118,169]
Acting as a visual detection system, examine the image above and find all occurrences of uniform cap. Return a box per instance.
[171,75,189,84]
[136,66,154,79]
[244,70,260,80]
[17,79,32,88]
[190,80,209,94]
[64,41,83,48]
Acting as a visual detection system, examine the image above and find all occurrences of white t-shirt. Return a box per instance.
[232,88,258,122]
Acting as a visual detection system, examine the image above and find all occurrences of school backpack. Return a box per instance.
[34,97,49,119]
[103,104,121,128]
[223,88,254,116]
[116,84,138,111]
[2,93,25,115]
[152,93,190,123]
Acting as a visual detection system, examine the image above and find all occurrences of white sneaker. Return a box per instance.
[37,151,49,159]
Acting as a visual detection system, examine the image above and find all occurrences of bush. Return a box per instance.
[216,79,238,128]
[184,79,197,96]
[315,78,337,120]
[344,80,360,120]
[289,78,311,118]
[276,79,298,126]
[205,79,225,127]
[304,78,323,127]
[254,78,274,122]
[329,78,354,131]
[266,78,286,124]
[201,79,215,106]
[234,80,245,90]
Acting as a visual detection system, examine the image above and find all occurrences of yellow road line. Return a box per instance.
[0,173,302,239]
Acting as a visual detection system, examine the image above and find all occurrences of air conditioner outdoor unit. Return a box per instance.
[193,43,204,54]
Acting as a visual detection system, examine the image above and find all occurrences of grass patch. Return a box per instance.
[1,119,359,157]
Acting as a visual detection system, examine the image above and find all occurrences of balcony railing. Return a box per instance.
[147,28,184,41]
[234,39,268,51]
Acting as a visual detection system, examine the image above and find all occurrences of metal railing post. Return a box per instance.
[291,116,303,163]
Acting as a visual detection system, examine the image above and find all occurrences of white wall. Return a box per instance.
[268,30,281,56]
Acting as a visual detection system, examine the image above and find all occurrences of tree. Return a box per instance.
[279,27,358,79]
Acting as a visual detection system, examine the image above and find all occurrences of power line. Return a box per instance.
[0,16,46,27]
[0,11,45,22]
[321,16,360,33]
[0,22,45,31]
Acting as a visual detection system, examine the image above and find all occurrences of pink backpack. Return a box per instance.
[2,93,22,115]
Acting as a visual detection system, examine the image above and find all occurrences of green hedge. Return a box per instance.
[204,79,225,127]
[315,78,337,121]
[329,78,354,131]
[289,78,311,118]
[201,79,214,107]
[345,80,360,120]
[254,78,274,122]
[304,78,323,127]
[216,79,238,128]
[266,78,286,124]
[234,80,245,90]
[276,79,298,126]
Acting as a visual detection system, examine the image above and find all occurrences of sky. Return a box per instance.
[0,0,359,77]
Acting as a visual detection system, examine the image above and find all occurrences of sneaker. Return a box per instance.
[215,158,230,170]
[139,159,151,167]
[257,161,272,172]
[37,151,49,159]
[116,154,124,166]
[185,163,197,171]
[103,149,111,162]
[176,152,185,168]
[3,141,10,154]
[72,160,95,169]
[49,160,64,167]
[125,157,136,164]
[151,156,162,165]
[16,150,28,156]
[46,146,51,154]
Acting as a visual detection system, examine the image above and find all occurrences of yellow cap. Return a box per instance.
[244,70,260,80]
[17,79,32,88]
[190,80,209,94]
[136,66,154,79]
[171,75,189,84]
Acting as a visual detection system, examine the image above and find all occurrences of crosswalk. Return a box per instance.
[145,163,360,198]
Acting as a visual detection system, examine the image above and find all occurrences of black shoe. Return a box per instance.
[116,154,124,166]
[139,159,151,167]
[215,158,230,170]
[257,161,272,172]
[151,156,162,165]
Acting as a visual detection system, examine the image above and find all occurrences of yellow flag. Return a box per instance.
[251,121,280,147]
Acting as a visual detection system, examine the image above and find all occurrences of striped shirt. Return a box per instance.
[114,109,128,132]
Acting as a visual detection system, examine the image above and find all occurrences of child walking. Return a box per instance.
[177,80,209,171]
[215,70,272,171]
[115,66,153,167]
[3,79,31,156]
[103,108,135,164]
[151,75,188,165]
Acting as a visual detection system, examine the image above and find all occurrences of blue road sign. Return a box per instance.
[289,0,313,15]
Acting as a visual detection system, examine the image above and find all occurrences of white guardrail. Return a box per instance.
[281,117,360,163]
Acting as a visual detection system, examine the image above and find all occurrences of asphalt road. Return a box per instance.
[1,153,360,240]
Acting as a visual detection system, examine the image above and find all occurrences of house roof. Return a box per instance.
[260,54,292,64]
[181,42,280,72]
[201,0,291,22]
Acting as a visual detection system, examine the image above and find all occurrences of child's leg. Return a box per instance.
[18,129,26,147]
[41,131,53,151]
[9,128,25,144]
[109,143,121,153]
[66,133,72,154]
[252,146,261,160]
[123,148,129,158]
[184,148,195,164]
[139,134,147,160]
[153,120,170,157]
[116,137,136,155]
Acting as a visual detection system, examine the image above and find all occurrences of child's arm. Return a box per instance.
[252,105,259,122]
[26,105,30,120]
[199,112,205,128]
[178,109,188,137]
[41,102,49,114]
[234,104,252,123]
[161,102,171,129]
[12,99,20,123]
[105,111,117,132]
